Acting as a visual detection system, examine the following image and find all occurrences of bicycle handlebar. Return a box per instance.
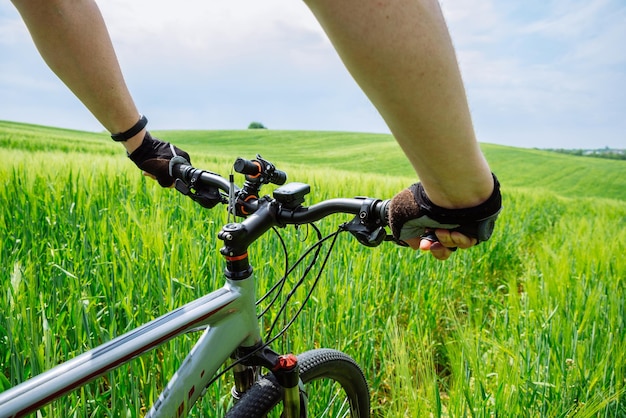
[171,159,233,195]
[170,156,393,248]
[278,198,387,225]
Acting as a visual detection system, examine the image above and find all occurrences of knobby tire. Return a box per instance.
[225,348,370,418]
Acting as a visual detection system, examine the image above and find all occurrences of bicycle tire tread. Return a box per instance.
[225,348,369,418]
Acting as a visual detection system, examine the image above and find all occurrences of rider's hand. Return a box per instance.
[128,132,191,187]
[402,230,477,260]
[388,174,501,261]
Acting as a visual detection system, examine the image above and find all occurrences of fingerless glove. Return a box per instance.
[128,132,191,187]
[388,174,501,244]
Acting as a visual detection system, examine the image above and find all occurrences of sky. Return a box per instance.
[1,0,624,149]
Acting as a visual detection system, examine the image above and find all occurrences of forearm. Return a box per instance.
[11,0,144,153]
[304,0,494,208]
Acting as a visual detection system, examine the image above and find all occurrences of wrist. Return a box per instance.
[110,114,148,153]
[122,129,146,154]
[420,169,495,209]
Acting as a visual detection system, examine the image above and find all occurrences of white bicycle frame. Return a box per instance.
[0,273,262,417]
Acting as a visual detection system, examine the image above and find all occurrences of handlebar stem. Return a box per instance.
[172,159,393,262]
[219,198,280,280]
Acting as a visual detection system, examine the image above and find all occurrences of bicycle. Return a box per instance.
[0,154,397,417]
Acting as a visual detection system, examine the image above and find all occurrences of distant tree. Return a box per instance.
[248,121,267,129]
[545,147,625,161]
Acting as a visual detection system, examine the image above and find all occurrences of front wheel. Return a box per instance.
[225,348,370,418]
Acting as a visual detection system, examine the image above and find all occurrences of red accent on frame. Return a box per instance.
[273,354,298,371]
[225,252,248,262]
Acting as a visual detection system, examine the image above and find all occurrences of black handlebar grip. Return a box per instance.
[169,156,192,181]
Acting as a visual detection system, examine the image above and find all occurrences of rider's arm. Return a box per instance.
[11,0,144,153]
[304,0,500,259]
[11,0,186,186]
[14,0,500,258]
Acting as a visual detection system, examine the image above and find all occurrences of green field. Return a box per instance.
[1,120,625,416]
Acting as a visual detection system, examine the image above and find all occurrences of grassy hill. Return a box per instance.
[482,145,626,202]
[1,120,625,416]
[2,120,625,202]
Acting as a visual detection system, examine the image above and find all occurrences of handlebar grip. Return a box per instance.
[170,156,192,181]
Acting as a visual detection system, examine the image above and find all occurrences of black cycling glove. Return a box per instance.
[388,174,501,245]
[128,132,191,187]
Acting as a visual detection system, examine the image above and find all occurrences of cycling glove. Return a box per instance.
[128,132,191,187]
[388,174,501,244]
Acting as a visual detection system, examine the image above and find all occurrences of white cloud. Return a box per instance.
[91,0,380,133]
[97,0,331,73]
[441,0,503,46]
[440,0,626,147]
[0,9,29,45]
[521,0,613,39]
[1,1,624,148]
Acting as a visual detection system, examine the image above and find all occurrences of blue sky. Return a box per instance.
[1,0,624,149]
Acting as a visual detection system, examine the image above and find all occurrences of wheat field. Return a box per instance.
[1,121,625,416]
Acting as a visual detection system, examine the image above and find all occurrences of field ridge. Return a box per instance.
[2,120,625,202]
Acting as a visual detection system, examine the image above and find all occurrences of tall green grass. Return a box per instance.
[4,120,625,201]
[1,122,625,416]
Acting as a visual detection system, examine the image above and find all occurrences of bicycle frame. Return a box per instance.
[0,273,262,417]
[0,156,390,417]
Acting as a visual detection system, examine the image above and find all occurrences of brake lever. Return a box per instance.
[385,235,408,247]
[174,176,224,209]
[343,218,387,247]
